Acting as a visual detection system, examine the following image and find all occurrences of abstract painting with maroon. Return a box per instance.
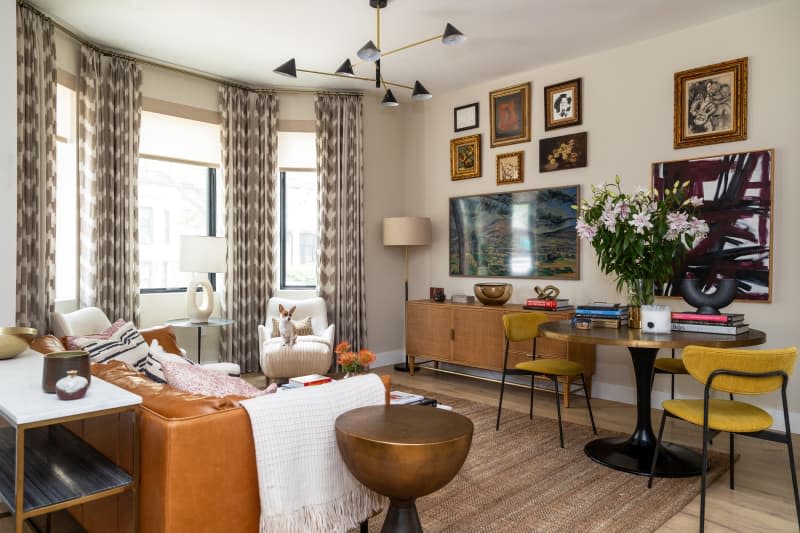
[652,149,773,302]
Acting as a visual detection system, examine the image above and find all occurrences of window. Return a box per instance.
[280,170,317,288]
[138,159,221,291]
[278,129,318,290]
[138,111,222,292]
[55,83,78,302]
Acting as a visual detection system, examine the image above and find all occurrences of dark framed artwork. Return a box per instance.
[489,82,531,147]
[454,102,479,132]
[544,78,582,130]
[449,185,580,279]
[450,134,482,180]
[674,57,748,149]
[539,132,587,172]
[496,151,524,185]
[652,148,773,302]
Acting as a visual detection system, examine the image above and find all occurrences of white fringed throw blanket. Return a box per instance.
[241,374,387,533]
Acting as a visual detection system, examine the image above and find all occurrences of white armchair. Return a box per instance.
[258,297,335,381]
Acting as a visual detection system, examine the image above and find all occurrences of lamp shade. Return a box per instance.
[335,59,355,77]
[357,40,381,62]
[442,23,466,45]
[273,58,297,78]
[381,89,399,107]
[411,80,432,101]
[383,217,432,246]
[179,236,227,273]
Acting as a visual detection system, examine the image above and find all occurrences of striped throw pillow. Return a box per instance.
[70,321,148,371]
[271,316,314,337]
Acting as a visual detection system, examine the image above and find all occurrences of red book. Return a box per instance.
[525,298,568,309]
[671,312,744,323]
[288,374,333,388]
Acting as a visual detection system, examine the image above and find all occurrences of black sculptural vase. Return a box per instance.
[680,278,737,315]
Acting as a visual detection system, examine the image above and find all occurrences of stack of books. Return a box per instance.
[284,374,333,388]
[671,312,749,335]
[523,298,574,311]
[575,303,628,328]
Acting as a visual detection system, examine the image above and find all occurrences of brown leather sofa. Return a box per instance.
[33,341,389,533]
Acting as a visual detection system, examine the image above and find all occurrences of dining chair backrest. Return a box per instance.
[682,345,798,395]
[502,312,549,343]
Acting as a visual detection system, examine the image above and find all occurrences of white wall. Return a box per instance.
[0,2,17,326]
[404,0,800,427]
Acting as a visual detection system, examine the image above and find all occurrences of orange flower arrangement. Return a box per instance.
[335,341,376,374]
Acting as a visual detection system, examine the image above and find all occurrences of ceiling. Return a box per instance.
[32,0,773,98]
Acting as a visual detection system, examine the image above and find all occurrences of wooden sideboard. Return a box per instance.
[405,300,596,407]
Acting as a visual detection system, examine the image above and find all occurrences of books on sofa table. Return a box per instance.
[390,391,437,407]
[671,322,750,335]
[286,374,333,388]
[525,298,570,309]
[575,309,629,318]
[523,305,574,312]
[587,318,628,329]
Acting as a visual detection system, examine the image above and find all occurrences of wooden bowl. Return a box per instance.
[0,327,37,360]
[473,283,513,305]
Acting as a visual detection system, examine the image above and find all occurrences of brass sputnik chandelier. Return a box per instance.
[273,0,466,107]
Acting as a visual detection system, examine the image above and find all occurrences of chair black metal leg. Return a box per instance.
[496,368,507,431]
[581,373,596,435]
[729,432,735,490]
[700,420,710,533]
[648,411,667,489]
[496,340,511,431]
[781,387,800,531]
[553,376,564,448]
[670,373,675,400]
[529,374,535,420]
[360,519,368,533]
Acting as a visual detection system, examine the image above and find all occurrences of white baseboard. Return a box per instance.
[374,349,405,368]
[592,380,800,434]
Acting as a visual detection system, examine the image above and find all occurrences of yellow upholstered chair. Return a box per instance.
[653,349,688,399]
[647,345,800,532]
[495,312,596,448]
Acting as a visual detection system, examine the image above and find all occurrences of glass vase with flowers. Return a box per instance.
[574,176,708,327]
[335,341,376,377]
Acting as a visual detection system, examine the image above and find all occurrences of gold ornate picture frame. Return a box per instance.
[490,82,531,147]
[450,134,482,180]
[674,57,747,149]
[544,78,582,130]
[496,151,524,185]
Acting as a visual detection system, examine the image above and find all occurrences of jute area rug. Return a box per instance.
[365,389,728,533]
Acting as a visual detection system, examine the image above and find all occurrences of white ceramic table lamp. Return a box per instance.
[180,236,227,323]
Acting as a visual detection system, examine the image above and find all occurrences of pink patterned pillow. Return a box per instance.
[65,319,127,350]
[161,360,275,398]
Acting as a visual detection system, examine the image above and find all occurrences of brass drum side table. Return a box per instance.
[335,405,473,533]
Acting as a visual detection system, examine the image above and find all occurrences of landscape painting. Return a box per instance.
[652,148,773,302]
[449,186,580,279]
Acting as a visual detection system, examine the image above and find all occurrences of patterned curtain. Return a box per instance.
[315,94,367,350]
[78,46,142,324]
[15,5,56,333]
[219,86,278,373]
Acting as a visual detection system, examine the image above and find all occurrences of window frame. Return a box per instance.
[139,159,219,294]
[279,168,317,291]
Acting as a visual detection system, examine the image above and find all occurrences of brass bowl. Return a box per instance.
[473,283,513,305]
[0,327,37,360]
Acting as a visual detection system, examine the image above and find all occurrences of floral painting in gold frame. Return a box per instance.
[539,132,587,172]
[490,82,531,147]
[496,151,524,185]
[674,57,747,149]
[450,134,482,180]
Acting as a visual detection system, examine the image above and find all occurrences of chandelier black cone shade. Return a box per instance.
[273,58,297,78]
[273,1,466,107]
[335,59,355,77]
[442,23,466,45]
[411,80,432,100]
[381,89,399,107]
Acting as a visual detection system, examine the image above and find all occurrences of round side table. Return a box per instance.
[335,405,473,533]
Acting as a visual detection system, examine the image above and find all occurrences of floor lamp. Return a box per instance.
[383,216,432,372]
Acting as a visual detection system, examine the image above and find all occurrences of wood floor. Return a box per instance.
[376,364,800,532]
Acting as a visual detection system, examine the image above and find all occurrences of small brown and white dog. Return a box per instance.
[278,304,298,346]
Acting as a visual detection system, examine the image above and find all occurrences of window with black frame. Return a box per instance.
[280,169,318,289]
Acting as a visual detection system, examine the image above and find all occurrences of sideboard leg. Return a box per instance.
[563,377,571,408]
[409,356,416,376]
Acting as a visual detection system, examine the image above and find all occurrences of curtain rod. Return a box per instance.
[19,0,363,97]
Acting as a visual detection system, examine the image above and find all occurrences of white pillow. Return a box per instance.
[144,339,194,383]
[70,321,148,371]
